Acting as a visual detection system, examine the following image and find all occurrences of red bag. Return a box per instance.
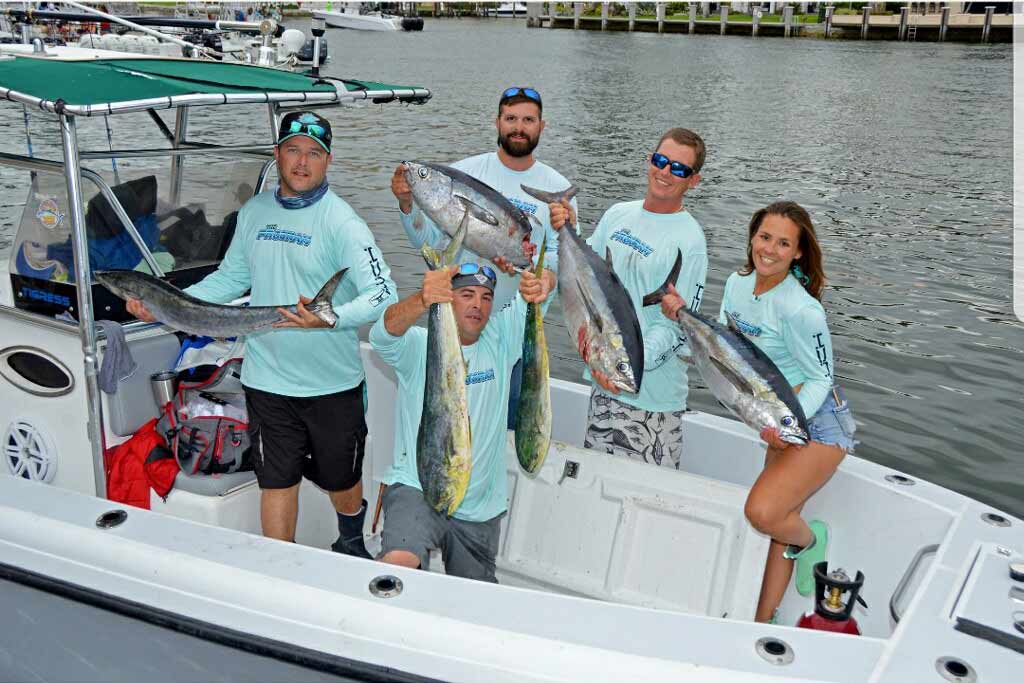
[105,417,178,509]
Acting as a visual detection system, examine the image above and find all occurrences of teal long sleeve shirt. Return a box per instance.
[718,271,835,418]
[584,201,709,412]
[185,189,397,397]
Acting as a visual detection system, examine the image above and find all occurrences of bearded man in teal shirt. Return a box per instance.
[127,111,397,558]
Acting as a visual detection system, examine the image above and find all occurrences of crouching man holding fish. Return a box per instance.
[369,260,553,582]
[662,201,858,623]
[549,128,709,470]
[127,112,397,558]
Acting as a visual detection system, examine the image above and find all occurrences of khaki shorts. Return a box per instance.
[380,483,504,583]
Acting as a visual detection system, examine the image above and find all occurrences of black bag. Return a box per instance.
[156,358,253,475]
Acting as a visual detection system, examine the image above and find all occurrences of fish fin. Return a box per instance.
[534,233,546,275]
[726,315,744,335]
[443,210,471,266]
[604,247,615,269]
[641,249,682,307]
[455,195,499,226]
[575,279,603,333]
[676,352,697,367]
[526,212,543,238]
[421,243,442,271]
[708,355,757,396]
[520,183,579,206]
[307,268,348,328]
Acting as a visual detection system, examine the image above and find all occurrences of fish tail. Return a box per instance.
[534,233,546,275]
[641,248,682,307]
[308,268,348,327]
[519,183,579,207]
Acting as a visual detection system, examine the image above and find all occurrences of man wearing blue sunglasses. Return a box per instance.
[369,259,552,581]
[550,128,709,471]
[390,86,577,427]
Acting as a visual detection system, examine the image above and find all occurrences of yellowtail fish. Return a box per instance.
[514,237,551,474]
[416,213,473,516]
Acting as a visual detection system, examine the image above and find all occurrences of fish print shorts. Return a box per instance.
[584,387,684,469]
[806,386,857,453]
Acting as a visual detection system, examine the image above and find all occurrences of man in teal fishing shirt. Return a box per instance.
[550,128,709,470]
[369,262,551,582]
[127,111,397,558]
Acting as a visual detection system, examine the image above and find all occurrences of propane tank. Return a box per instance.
[796,561,867,635]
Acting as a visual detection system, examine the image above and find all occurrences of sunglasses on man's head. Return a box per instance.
[650,152,696,179]
[457,262,497,281]
[288,120,326,139]
[501,87,541,105]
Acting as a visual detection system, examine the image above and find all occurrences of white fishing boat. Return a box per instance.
[314,3,424,32]
[0,35,1021,683]
[487,2,529,18]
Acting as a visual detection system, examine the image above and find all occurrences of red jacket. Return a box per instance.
[105,418,179,510]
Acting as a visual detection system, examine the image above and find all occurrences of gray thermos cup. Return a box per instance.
[150,371,177,409]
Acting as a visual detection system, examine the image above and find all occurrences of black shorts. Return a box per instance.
[244,383,366,491]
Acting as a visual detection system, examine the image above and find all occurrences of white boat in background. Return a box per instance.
[488,2,528,17]
[314,3,424,32]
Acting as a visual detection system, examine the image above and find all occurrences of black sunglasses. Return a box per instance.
[650,152,696,179]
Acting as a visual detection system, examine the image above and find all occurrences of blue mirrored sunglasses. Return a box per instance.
[457,262,497,281]
[501,87,541,104]
[650,152,696,179]
[288,120,326,139]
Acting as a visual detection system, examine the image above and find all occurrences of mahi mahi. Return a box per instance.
[95,269,347,338]
[514,236,551,474]
[403,160,537,268]
[647,269,809,445]
[519,184,654,394]
[416,212,473,516]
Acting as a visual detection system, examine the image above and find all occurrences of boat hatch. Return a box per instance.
[7,155,266,321]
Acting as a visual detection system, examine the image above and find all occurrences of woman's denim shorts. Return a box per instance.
[807,386,857,453]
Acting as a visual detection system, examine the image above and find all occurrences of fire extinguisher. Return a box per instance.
[796,561,867,635]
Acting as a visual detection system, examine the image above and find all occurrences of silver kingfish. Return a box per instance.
[95,269,347,338]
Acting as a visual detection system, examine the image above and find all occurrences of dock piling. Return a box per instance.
[628,2,636,32]
[574,2,581,30]
[784,6,793,38]
[688,3,695,35]
[898,6,908,40]
[939,6,949,42]
[982,5,995,43]
[656,2,665,34]
[720,4,728,35]
[752,7,760,37]
[601,2,607,31]
[861,4,870,39]
[825,4,834,36]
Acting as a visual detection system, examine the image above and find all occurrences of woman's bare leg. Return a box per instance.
[746,441,845,622]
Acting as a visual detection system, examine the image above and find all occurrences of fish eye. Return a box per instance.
[616,361,630,374]
[781,416,794,427]
[417,167,429,179]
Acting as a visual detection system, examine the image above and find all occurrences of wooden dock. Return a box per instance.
[526,3,1013,43]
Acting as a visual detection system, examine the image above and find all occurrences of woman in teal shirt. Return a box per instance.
[665,201,856,623]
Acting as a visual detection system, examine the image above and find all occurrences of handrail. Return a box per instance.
[80,144,274,160]
[890,543,940,623]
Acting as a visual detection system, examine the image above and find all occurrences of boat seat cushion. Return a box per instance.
[172,469,256,496]
[105,332,180,437]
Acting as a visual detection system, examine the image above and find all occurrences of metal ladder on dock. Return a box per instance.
[907,24,918,41]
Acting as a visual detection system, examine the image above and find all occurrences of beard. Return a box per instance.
[497,131,539,158]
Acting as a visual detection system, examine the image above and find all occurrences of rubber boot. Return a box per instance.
[783,520,829,596]
[331,499,373,559]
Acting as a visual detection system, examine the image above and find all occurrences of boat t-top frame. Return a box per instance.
[0,42,430,497]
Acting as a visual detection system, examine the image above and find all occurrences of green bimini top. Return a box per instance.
[0,55,430,116]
